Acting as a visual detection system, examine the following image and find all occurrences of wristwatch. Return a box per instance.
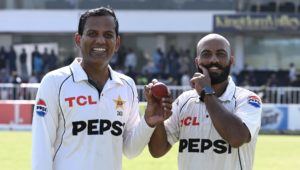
[200,86,215,101]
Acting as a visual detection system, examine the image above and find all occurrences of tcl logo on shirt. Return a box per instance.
[180,116,200,126]
[65,95,97,107]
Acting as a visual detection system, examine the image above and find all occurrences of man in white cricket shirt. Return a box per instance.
[148,33,262,170]
[32,7,172,170]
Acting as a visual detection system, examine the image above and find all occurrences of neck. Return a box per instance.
[212,79,229,97]
[81,62,109,87]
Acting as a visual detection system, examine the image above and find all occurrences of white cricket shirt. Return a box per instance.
[32,58,154,170]
[165,77,262,170]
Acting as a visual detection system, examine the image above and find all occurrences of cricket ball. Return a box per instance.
[151,82,169,99]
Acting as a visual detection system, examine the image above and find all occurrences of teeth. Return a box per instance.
[93,48,106,52]
[209,66,219,70]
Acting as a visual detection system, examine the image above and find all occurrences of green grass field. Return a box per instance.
[1,132,299,170]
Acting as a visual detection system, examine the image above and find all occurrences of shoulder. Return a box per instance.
[179,90,198,99]
[174,90,198,107]
[235,86,260,99]
[235,86,262,107]
[40,66,72,87]
[114,70,136,86]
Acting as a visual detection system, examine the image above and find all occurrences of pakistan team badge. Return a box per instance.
[114,96,126,109]
[113,96,126,116]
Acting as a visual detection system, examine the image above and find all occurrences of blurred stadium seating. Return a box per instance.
[1,1,299,83]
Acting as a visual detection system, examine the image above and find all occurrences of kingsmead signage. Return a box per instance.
[214,14,300,32]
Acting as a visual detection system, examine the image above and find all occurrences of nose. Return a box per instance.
[95,35,105,44]
[210,54,219,63]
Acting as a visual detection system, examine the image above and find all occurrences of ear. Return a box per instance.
[230,55,235,65]
[115,35,121,52]
[74,33,81,48]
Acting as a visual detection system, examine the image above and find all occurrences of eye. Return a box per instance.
[104,33,114,39]
[86,31,97,37]
[201,52,211,58]
[217,52,227,59]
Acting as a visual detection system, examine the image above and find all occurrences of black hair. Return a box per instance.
[78,7,119,37]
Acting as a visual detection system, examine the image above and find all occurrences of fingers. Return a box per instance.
[190,66,212,90]
[144,79,159,94]
[162,97,172,111]
[190,73,204,89]
[193,72,203,77]
[144,80,156,101]
[152,79,158,84]
[144,84,150,101]
[161,97,172,119]
[144,84,152,94]
[163,109,172,120]
[198,65,209,76]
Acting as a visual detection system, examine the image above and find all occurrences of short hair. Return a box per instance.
[78,7,119,37]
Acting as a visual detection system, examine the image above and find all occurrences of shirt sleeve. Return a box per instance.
[32,74,59,170]
[235,93,262,140]
[164,97,181,146]
[122,81,155,159]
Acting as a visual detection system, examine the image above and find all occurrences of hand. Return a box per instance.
[144,79,173,127]
[190,65,211,95]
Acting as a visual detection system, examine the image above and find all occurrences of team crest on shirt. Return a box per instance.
[36,99,47,117]
[113,95,126,110]
[247,96,261,108]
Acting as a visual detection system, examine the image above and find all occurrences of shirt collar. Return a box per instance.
[108,65,124,85]
[69,57,123,85]
[70,58,88,82]
[218,76,236,102]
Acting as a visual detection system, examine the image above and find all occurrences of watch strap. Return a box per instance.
[200,86,215,101]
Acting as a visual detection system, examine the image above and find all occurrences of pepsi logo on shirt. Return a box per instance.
[36,99,47,116]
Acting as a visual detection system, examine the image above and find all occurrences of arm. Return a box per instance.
[148,123,172,158]
[203,95,250,147]
[122,80,172,159]
[149,85,184,157]
[145,80,174,157]
[191,65,258,148]
[32,74,58,170]
[122,84,152,159]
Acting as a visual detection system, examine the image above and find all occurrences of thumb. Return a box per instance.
[144,84,156,103]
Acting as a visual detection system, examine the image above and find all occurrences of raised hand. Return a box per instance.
[190,65,211,95]
[144,79,172,127]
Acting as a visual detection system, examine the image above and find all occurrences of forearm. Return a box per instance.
[204,95,250,147]
[123,117,155,159]
[148,123,171,158]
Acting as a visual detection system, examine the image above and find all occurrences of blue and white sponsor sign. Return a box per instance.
[261,105,288,131]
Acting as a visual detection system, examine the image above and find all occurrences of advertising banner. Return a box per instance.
[261,105,288,131]
[214,14,300,32]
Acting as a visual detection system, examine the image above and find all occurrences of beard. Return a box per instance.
[198,63,231,85]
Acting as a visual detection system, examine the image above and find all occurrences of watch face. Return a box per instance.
[204,86,215,95]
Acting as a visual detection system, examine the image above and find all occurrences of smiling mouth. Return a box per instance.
[208,66,221,71]
[90,48,107,57]
[92,47,106,53]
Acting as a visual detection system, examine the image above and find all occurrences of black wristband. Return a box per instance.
[200,86,215,101]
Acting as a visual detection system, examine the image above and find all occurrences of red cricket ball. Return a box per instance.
[151,82,169,99]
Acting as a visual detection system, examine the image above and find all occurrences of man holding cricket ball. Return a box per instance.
[147,33,262,170]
